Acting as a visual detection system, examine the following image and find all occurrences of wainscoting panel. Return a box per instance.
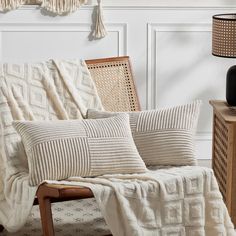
[0,23,127,62]
[0,2,236,160]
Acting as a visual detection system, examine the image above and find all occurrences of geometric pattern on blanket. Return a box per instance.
[0,167,234,235]
[52,166,235,236]
[0,60,103,188]
[0,59,103,232]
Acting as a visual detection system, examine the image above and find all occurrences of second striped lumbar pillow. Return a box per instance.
[87,101,202,166]
[13,114,146,186]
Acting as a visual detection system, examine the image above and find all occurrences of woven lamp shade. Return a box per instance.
[212,14,236,58]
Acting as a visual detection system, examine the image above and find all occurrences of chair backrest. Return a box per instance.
[86,56,140,112]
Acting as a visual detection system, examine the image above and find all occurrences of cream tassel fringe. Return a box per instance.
[38,0,87,15]
[92,0,107,39]
[0,0,26,11]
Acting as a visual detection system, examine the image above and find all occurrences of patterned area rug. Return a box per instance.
[2,199,110,236]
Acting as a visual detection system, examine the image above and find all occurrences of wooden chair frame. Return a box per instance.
[0,56,140,236]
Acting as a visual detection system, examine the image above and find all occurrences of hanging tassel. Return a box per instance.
[38,0,87,15]
[92,0,107,39]
[0,0,26,11]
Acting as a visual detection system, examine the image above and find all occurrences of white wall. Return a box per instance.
[0,0,236,164]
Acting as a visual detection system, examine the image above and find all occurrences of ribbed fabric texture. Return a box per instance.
[13,114,146,186]
[87,101,202,166]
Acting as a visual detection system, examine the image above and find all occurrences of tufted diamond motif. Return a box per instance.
[29,87,47,109]
[6,64,25,79]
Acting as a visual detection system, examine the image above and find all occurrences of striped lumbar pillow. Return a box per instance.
[13,114,146,186]
[87,101,201,166]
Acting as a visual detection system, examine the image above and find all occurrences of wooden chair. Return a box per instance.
[0,56,140,236]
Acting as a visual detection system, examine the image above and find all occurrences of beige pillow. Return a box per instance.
[13,114,146,186]
[87,101,201,166]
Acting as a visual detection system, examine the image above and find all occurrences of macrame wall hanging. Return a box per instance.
[39,0,87,15]
[0,0,26,11]
[0,0,107,39]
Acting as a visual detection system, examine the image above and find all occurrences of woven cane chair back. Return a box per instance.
[86,56,140,112]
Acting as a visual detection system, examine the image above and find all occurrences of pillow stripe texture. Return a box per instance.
[13,114,146,186]
[87,101,201,166]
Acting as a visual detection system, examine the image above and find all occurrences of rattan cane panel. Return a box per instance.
[213,115,228,201]
[212,18,236,57]
[87,60,139,112]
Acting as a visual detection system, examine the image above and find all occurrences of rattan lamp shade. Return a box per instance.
[212,14,236,58]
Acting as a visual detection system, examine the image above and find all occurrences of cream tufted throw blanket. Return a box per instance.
[0,59,103,232]
[48,166,235,236]
[0,60,235,235]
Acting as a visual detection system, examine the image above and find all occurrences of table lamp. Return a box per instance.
[212,14,236,106]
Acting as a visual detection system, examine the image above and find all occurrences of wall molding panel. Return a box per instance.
[0,22,128,60]
[147,23,212,110]
[147,23,213,160]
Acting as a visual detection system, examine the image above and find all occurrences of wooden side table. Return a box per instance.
[210,100,236,226]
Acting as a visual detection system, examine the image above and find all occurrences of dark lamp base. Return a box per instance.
[226,65,236,106]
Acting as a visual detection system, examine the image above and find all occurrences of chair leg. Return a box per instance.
[38,196,54,236]
[0,225,4,232]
